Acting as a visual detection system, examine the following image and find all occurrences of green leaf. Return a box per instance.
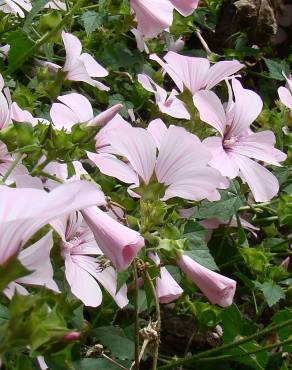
[116,269,131,294]
[221,304,243,343]
[255,281,285,307]
[73,358,131,370]
[271,309,292,352]
[81,11,105,36]
[226,341,268,370]
[184,221,218,270]
[240,247,269,276]
[263,58,290,81]
[7,31,34,68]
[196,181,245,222]
[0,255,30,291]
[0,304,9,325]
[92,326,134,360]
[278,194,292,226]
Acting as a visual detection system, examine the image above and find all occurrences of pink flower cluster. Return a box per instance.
[0,9,287,319]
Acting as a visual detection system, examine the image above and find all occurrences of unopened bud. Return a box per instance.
[87,104,123,127]
[62,332,80,342]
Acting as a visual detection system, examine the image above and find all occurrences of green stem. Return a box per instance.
[157,318,292,369]
[1,153,23,183]
[132,259,140,370]
[254,216,278,223]
[193,337,292,363]
[5,0,86,75]
[144,270,161,370]
[30,157,51,176]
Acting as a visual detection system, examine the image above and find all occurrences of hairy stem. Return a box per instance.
[132,259,140,370]
[144,270,161,370]
[5,0,86,75]
[158,318,292,369]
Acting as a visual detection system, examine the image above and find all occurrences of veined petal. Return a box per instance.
[130,0,173,38]
[278,86,292,109]
[147,119,167,149]
[87,151,139,185]
[17,231,59,292]
[205,60,244,90]
[193,90,226,135]
[228,79,263,137]
[79,53,108,77]
[62,31,82,71]
[230,153,279,202]
[65,254,103,307]
[107,127,157,185]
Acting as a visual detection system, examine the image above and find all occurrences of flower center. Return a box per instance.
[223,136,238,149]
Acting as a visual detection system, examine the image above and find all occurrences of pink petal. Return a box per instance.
[170,0,198,16]
[82,207,144,271]
[79,53,108,77]
[193,90,226,135]
[278,86,292,109]
[65,254,103,307]
[57,93,93,122]
[178,254,236,307]
[50,103,80,131]
[151,52,210,94]
[87,151,139,184]
[17,231,59,292]
[205,60,244,90]
[138,73,167,103]
[15,174,44,189]
[156,267,183,303]
[107,127,157,185]
[89,104,123,127]
[203,136,239,178]
[147,119,167,149]
[62,31,82,71]
[229,79,263,137]
[91,266,129,308]
[159,89,190,119]
[232,131,287,165]
[230,153,279,202]
[0,181,105,264]
[0,89,10,129]
[130,0,173,38]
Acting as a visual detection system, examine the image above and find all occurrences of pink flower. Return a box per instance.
[0,0,32,18]
[150,51,244,95]
[131,28,149,53]
[51,212,128,307]
[10,102,49,126]
[4,231,59,298]
[177,254,236,307]
[0,180,105,266]
[130,0,199,38]
[149,253,183,303]
[62,32,109,90]
[88,119,227,201]
[82,207,144,271]
[50,92,122,132]
[138,74,190,119]
[193,78,287,202]
[278,73,292,110]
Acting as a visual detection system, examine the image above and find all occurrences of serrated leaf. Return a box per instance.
[184,221,218,270]
[0,255,30,291]
[255,281,285,307]
[116,269,131,293]
[23,0,49,32]
[195,181,245,222]
[7,31,34,68]
[263,58,290,81]
[80,11,105,36]
[92,326,134,360]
